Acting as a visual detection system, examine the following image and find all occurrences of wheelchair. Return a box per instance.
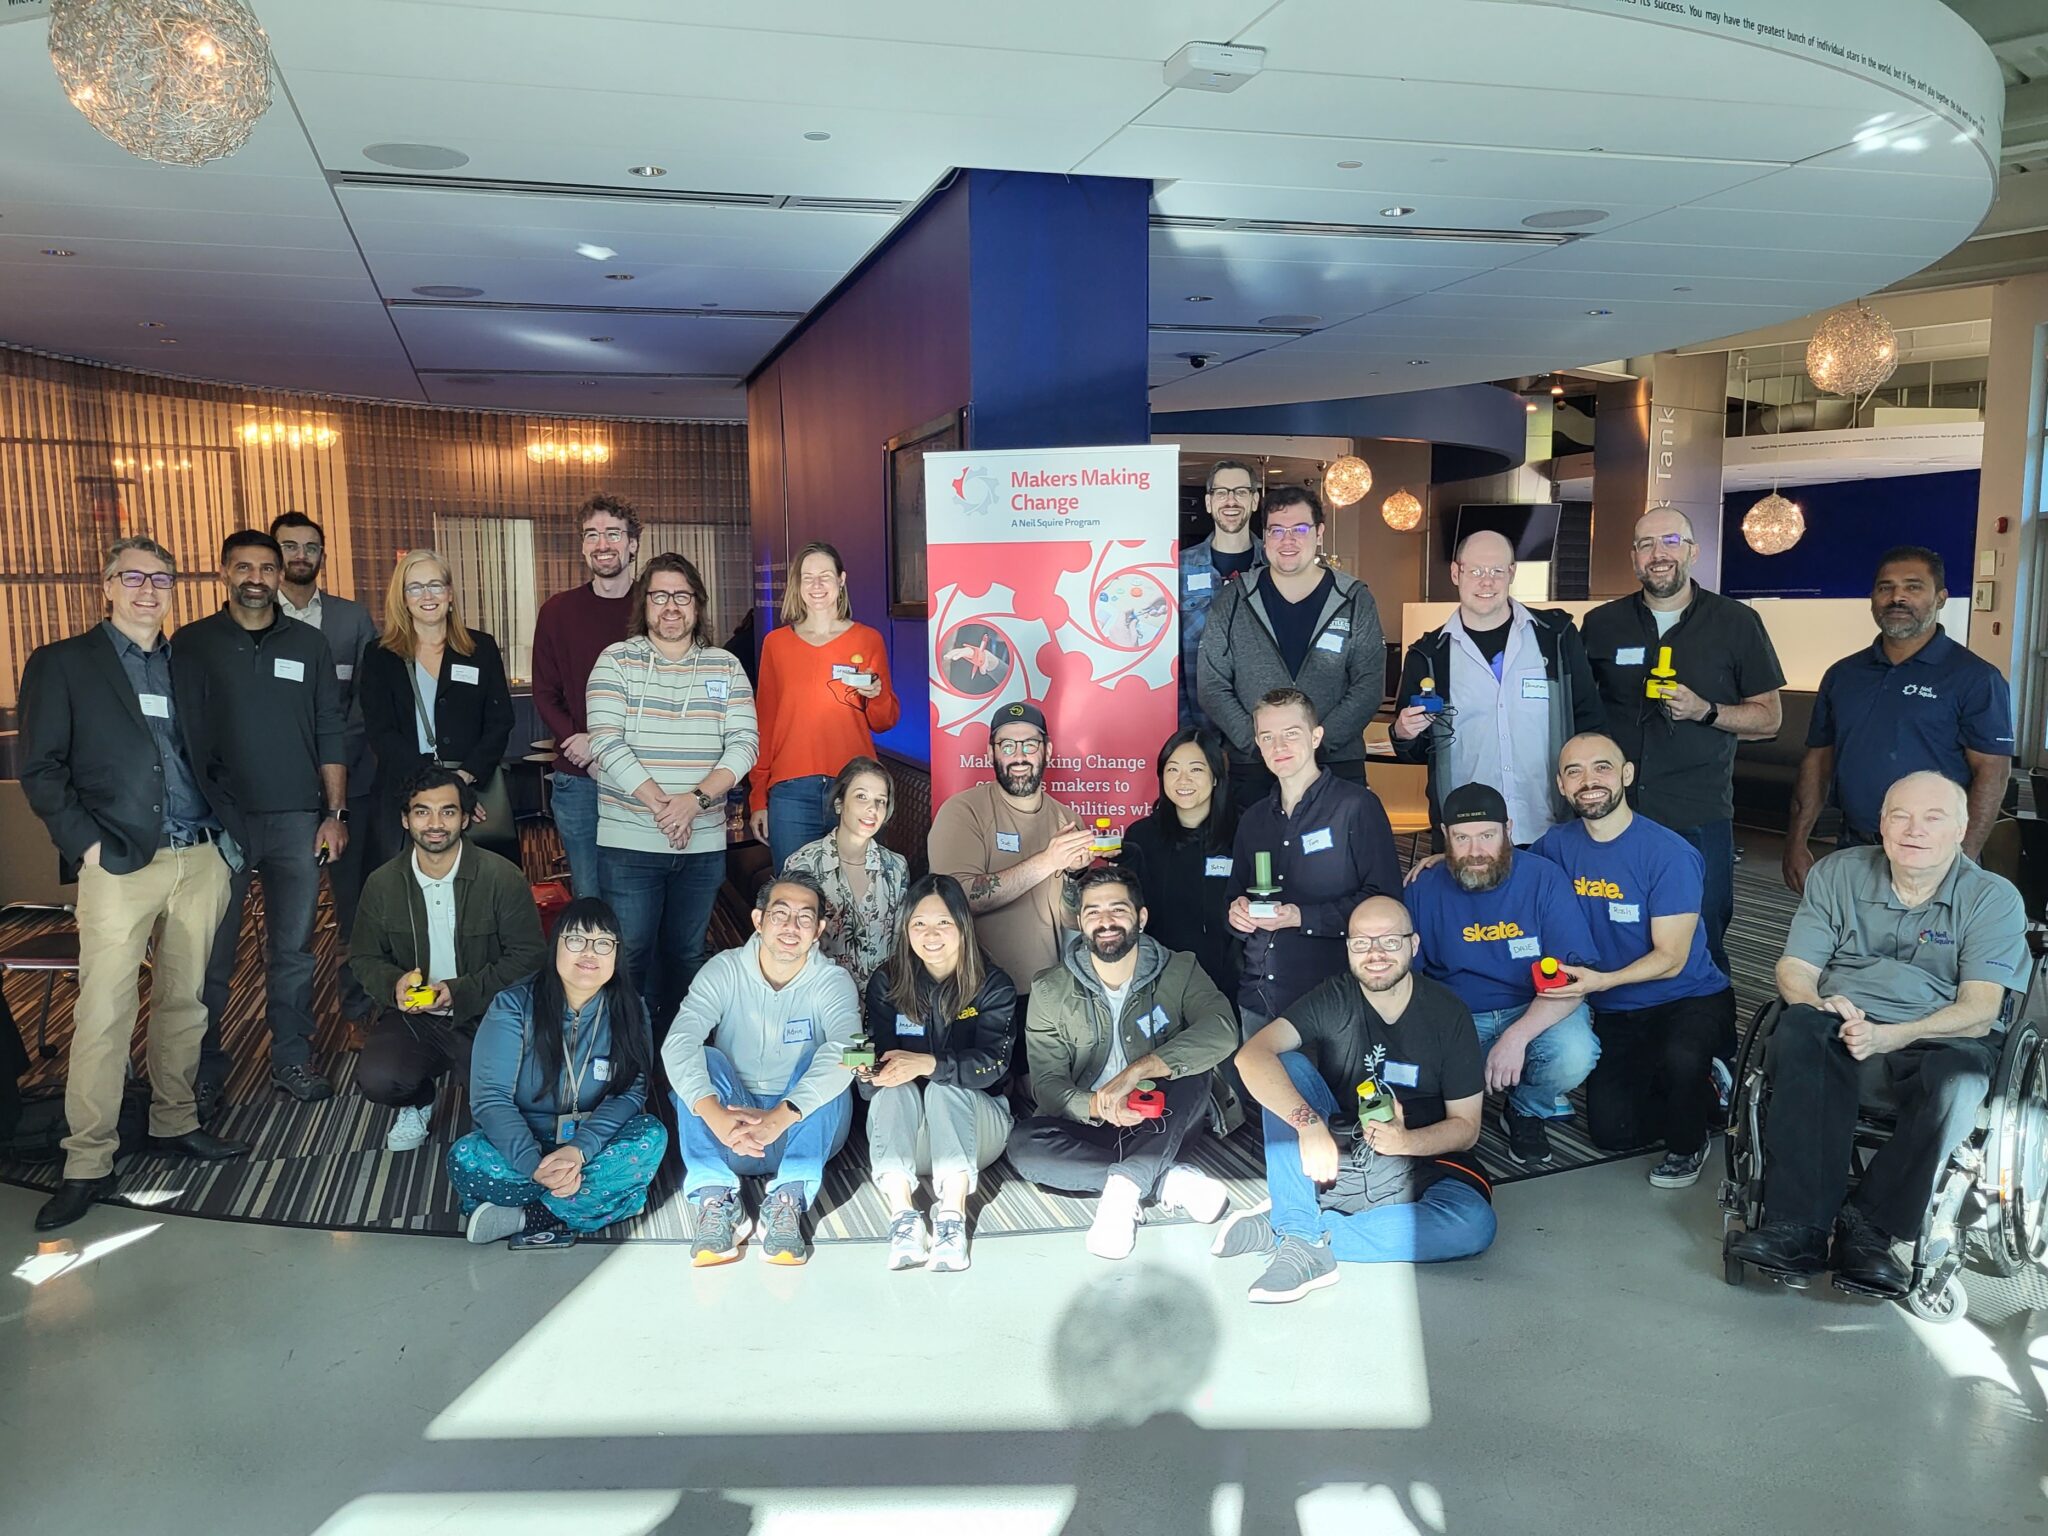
[1718,966,2048,1324]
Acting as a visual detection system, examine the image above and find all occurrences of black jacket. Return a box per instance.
[1392,604,1605,843]
[19,625,245,879]
[862,960,1016,1093]
[359,630,515,799]
[1119,811,1242,1004]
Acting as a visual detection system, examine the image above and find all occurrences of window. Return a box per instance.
[433,516,537,682]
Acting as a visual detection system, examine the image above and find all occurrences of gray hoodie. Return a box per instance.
[1195,566,1386,765]
[662,936,860,1118]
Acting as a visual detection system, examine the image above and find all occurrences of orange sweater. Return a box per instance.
[749,622,902,811]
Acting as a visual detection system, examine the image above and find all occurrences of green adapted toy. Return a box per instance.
[1355,1078,1397,1125]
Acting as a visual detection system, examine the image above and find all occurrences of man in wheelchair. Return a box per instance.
[1729,772,2028,1295]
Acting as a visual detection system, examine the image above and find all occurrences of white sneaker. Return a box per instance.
[386,1103,432,1152]
[885,1209,930,1271]
[1159,1164,1230,1224]
[1086,1175,1143,1261]
[929,1208,972,1273]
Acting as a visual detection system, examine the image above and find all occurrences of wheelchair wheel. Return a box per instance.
[1723,1251,1745,1288]
[1978,1019,2047,1279]
[1904,1271,1968,1325]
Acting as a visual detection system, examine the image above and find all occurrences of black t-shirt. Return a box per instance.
[1466,616,1512,671]
[1265,568,1336,679]
[1283,971,1483,1134]
[1580,586,1786,828]
[1211,545,1256,583]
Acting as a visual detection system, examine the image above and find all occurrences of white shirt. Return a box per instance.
[410,846,462,984]
[279,589,324,629]
[1090,975,1134,1091]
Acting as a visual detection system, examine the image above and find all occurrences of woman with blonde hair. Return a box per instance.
[748,541,899,869]
[359,549,514,863]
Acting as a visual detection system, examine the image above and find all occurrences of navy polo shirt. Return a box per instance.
[1529,814,1729,1010]
[1407,848,1597,1013]
[1808,628,2013,841]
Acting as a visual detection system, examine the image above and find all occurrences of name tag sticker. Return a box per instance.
[1520,677,1551,701]
[1142,1005,1169,1038]
[1615,647,1647,666]
[1301,827,1335,854]
[895,1013,927,1038]
[450,663,480,685]
[830,663,858,682]
[138,692,171,719]
[705,678,730,700]
[995,831,1021,853]
[1608,902,1641,924]
[1314,631,1346,654]
[1384,1061,1420,1088]
[1509,936,1541,958]
[591,1057,611,1081]
[782,1017,812,1045]
[335,663,354,681]
[273,657,305,682]
[1205,855,1232,877]
[1186,571,1212,592]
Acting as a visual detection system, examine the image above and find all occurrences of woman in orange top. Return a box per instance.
[749,542,900,869]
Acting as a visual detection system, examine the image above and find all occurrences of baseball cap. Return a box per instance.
[990,700,1048,737]
[1442,782,1508,827]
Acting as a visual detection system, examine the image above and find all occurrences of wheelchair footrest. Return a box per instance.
[1830,1275,1907,1302]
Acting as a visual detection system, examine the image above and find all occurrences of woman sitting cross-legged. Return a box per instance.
[447,898,669,1249]
[860,873,1017,1274]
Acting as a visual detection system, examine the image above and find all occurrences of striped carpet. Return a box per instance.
[1,827,1798,1243]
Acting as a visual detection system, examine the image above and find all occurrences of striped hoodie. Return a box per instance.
[586,636,758,855]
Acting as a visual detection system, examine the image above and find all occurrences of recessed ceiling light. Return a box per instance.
[412,284,484,299]
[589,336,614,343]
[1408,359,1429,365]
[363,142,470,171]
[1586,308,1612,316]
[575,243,617,262]
[1522,208,1609,229]
[803,130,832,142]
[626,164,666,178]
[604,272,635,281]
[1185,294,1213,303]
[43,248,74,258]
[158,337,178,344]
[1380,206,1414,218]
[138,320,163,328]
[1336,160,1362,169]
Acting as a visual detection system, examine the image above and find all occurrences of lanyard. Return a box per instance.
[559,1000,602,1113]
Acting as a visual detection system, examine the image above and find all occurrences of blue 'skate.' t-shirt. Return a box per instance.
[1407,850,1596,1013]
[1528,816,1729,1010]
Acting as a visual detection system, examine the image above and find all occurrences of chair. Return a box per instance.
[1362,721,1432,859]
[0,780,80,1062]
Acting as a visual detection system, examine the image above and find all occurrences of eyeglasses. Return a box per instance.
[278,540,322,557]
[1265,522,1316,542]
[1209,486,1256,502]
[1346,934,1414,954]
[1460,566,1510,582]
[993,737,1046,758]
[404,581,449,598]
[582,529,630,544]
[1630,533,1695,554]
[112,570,175,589]
[560,933,618,956]
[646,590,696,608]
[762,907,820,930]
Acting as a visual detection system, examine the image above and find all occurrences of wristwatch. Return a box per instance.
[1700,702,1721,728]
[327,808,349,823]
[692,788,715,810]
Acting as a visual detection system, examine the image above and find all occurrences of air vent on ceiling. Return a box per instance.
[389,298,804,322]
[1150,213,1577,246]
[333,171,905,216]
[420,369,741,383]
[412,284,485,299]
[1151,321,1316,337]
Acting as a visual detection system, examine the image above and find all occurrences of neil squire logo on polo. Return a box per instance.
[1574,876,1624,899]
[1902,683,1938,699]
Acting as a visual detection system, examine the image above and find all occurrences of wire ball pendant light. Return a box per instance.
[1380,488,1423,531]
[1742,488,1804,555]
[1322,454,1373,508]
[49,0,275,166]
[1804,301,1898,399]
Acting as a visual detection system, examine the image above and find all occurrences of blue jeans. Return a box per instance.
[1470,1002,1600,1122]
[767,774,835,872]
[445,1113,669,1232]
[1263,1052,1497,1264]
[599,845,725,1039]
[675,1045,853,1207]
[549,772,603,900]
[1670,817,1734,979]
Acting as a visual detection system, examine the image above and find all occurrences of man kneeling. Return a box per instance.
[1729,772,2027,1295]
[664,871,861,1268]
[1007,866,1239,1261]
[1217,894,1495,1303]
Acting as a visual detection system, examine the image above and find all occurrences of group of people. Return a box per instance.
[14,473,2028,1309]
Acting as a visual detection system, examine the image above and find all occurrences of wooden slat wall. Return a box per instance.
[0,347,749,714]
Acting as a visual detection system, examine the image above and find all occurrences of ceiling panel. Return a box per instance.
[417,374,745,421]
[1595,205,1972,258]
[1148,254,1455,327]
[390,306,791,375]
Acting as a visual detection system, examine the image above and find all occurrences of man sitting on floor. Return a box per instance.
[1217,893,1494,1303]
[1728,771,2027,1295]
[351,767,546,1151]
[1007,865,1240,1261]
[664,870,861,1268]
[1405,782,1601,1168]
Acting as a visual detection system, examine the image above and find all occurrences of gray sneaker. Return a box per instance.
[271,1061,334,1103]
[1210,1199,1278,1259]
[689,1190,752,1267]
[1649,1143,1711,1189]
[885,1209,930,1271]
[1247,1234,1339,1304]
[929,1208,972,1273]
[761,1184,810,1266]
